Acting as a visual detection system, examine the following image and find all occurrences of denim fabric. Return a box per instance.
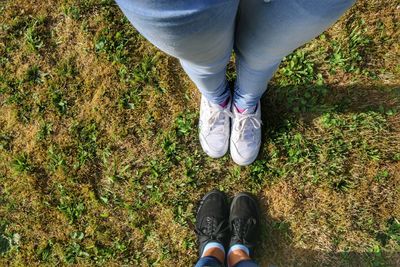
[194,256,222,267]
[116,0,355,109]
[234,259,259,267]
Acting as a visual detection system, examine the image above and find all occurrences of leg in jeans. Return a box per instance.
[194,256,222,267]
[234,259,259,267]
[115,0,239,104]
[233,0,356,110]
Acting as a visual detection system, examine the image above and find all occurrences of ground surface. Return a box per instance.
[0,0,399,266]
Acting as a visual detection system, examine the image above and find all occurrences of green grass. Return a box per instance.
[0,0,399,266]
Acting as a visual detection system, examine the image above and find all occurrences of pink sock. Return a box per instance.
[236,105,246,113]
[235,104,257,114]
[219,97,230,108]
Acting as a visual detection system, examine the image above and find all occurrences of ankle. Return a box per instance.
[202,242,225,263]
[227,245,251,267]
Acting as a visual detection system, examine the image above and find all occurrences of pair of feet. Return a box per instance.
[195,190,259,266]
[199,96,262,166]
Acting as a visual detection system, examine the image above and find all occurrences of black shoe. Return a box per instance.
[195,190,230,256]
[229,192,260,254]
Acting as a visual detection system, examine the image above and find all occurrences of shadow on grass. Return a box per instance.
[257,210,400,267]
[261,83,399,137]
[256,203,400,267]
[251,83,400,266]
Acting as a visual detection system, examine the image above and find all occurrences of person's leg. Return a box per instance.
[194,190,230,267]
[115,0,239,158]
[229,0,355,165]
[115,0,239,105]
[195,256,223,267]
[233,0,356,110]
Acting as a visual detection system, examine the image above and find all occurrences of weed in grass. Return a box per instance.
[106,162,130,184]
[47,145,66,173]
[56,56,78,79]
[118,86,142,110]
[37,121,53,141]
[62,5,81,20]
[17,104,33,123]
[70,121,99,169]
[95,28,130,64]
[374,170,389,183]
[329,41,347,71]
[386,218,400,245]
[1,78,35,123]
[33,92,47,116]
[183,154,201,184]
[175,111,196,137]
[278,50,323,86]
[272,221,292,241]
[25,19,45,52]
[64,242,89,264]
[57,185,85,224]
[0,235,11,255]
[25,65,43,84]
[2,79,24,105]
[346,19,373,75]
[161,133,178,161]
[133,55,159,83]
[368,245,387,267]
[51,89,68,115]
[226,53,237,83]
[329,18,374,76]
[331,177,354,192]
[249,159,270,186]
[0,222,20,256]
[274,84,328,114]
[36,240,53,262]
[12,153,33,173]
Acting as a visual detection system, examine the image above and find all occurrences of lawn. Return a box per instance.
[0,0,399,266]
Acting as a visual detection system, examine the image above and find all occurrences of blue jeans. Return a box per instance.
[115,0,354,109]
[195,256,258,267]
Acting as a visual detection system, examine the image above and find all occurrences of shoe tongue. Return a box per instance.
[208,104,226,131]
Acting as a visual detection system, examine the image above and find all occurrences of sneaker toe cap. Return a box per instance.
[231,142,260,165]
[200,133,229,158]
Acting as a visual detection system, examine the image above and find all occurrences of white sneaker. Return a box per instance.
[230,102,262,166]
[199,96,232,158]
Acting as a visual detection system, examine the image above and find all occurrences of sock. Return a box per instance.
[219,96,230,108]
[235,104,256,114]
[228,244,250,257]
[201,242,225,258]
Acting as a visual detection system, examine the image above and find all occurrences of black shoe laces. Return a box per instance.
[195,216,229,242]
[232,217,257,245]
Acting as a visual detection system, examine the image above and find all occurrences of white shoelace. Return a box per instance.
[204,103,233,134]
[234,113,262,141]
